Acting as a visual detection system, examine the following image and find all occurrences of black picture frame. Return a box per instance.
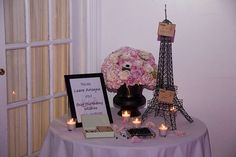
[64,73,113,127]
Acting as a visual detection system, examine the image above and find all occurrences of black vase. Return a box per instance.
[113,84,146,117]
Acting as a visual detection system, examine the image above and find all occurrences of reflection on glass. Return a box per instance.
[12,91,16,95]
[52,0,70,39]
[54,96,68,119]
[53,44,70,93]
[6,49,27,103]
[32,100,49,152]
[8,106,27,156]
[4,0,26,43]
[30,0,49,41]
[31,46,49,98]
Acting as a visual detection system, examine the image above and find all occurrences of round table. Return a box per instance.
[39,109,211,157]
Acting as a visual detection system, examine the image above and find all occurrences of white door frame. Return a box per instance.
[0,0,8,156]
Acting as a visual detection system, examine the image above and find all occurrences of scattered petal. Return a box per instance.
[130,136,143,143]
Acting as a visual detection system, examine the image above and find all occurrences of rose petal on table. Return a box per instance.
[145,121,156,128]
[130,136,142,143]
[117,126,125,132]
[112,124,119,132]
[112,124,125,133]
[175,130,186,136]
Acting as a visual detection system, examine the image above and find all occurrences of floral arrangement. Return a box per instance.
[101,46,157,91]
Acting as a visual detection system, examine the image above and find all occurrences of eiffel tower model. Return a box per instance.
[142,6,193,130]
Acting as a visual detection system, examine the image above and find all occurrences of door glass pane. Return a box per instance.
[4,0,25,43]
[8,106,27,157]
[30,0,49,42]
[53,44,70,93]
[32,101,49,153]
[31,46,49,98]
[54,96,68,119]
[6,49,27,103]
[52,0,70,39]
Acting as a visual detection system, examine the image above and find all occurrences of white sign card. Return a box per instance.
[158,22,176,37]
[158,89,175,104]
[65,73,113,127]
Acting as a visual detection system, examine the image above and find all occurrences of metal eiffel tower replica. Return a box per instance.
[142,6,193,130]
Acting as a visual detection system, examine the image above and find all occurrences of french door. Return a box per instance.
[0,0,74,156]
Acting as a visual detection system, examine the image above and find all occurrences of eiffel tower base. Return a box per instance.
[142,97,194,130]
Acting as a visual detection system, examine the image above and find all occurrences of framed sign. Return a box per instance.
[64,73,113,127]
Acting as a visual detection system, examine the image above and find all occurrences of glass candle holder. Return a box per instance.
[132,117,142,128]
[67,118,76,131]
[159,123,168,137]
[121,110,131,124]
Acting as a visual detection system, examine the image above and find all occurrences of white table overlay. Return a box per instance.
[39,109,211,157]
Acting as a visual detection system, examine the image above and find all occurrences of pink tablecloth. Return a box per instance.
[39,109,211,157]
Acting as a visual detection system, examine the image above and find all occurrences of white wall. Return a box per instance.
[99,0,236,157]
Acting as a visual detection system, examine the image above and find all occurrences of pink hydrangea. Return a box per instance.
[101,47,157,91]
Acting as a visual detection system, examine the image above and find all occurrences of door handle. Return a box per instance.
[0,68,5,75]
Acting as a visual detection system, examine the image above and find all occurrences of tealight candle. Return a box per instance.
[159,123,168,137]
[67,118,76,131]
[122,110,131,123]
[132,117,142,128]
[170,106,177,112]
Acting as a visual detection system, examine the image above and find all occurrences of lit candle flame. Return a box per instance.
[170,106,177,112]
[132,117,141,124]
[122,110,131,118]
[67,118,76,131]
[67,118,76,124]
[159,123,168,130]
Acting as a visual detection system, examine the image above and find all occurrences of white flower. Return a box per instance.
[135,60,143,67]
[139,51,151,60]
[118,71,130,80]
[109,53,119,63]
[144,64,154,73]
[107,72,116,81]
[120,52,131,60]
